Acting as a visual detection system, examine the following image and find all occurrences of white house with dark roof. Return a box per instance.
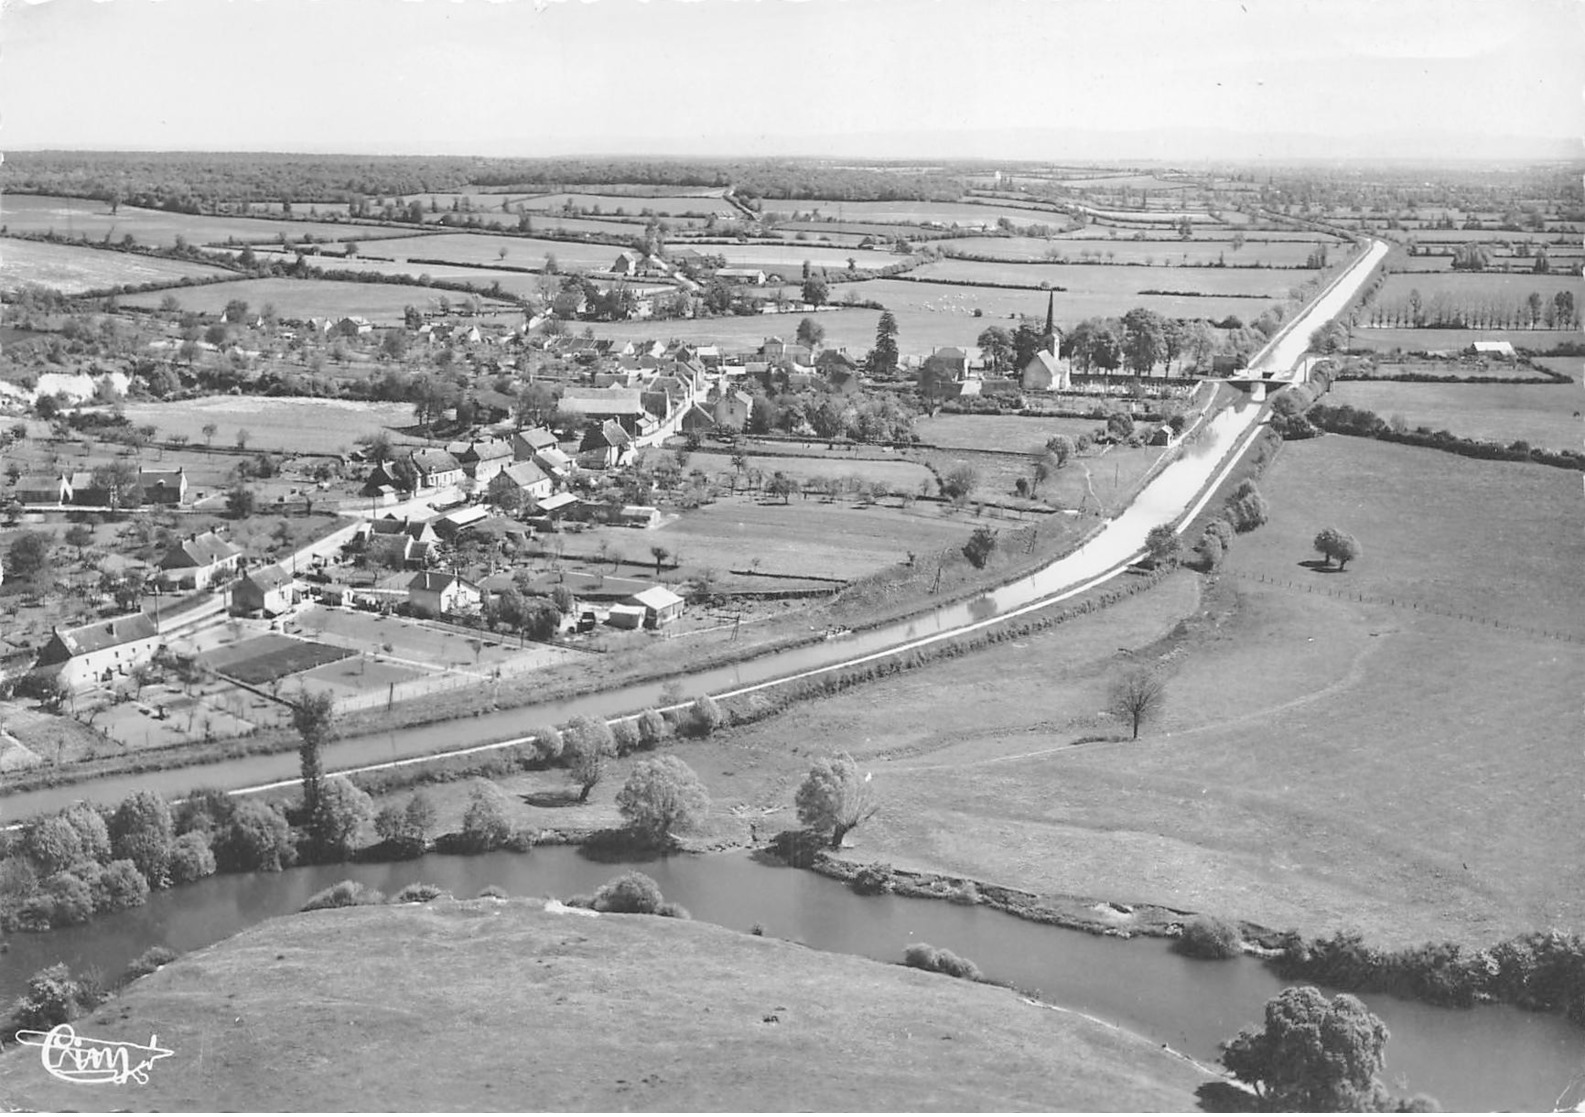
[233,564,298,615]
[489,460,553,505]
[409,448,465,489]
[16,473,72,505]
[512,427,559,461]
[158,530,243,591]
[33,613,161,690]
[407,571,482,617]
[138,466,188,506]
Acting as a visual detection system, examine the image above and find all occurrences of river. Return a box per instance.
[1,242,1391,824]
[3,846,1580,1111]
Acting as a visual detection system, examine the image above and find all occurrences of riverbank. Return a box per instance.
[0,897,1207,1112]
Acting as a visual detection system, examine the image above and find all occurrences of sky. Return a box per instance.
[1,0,1581,161]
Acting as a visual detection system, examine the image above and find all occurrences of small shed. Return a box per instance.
[606,604,648,630]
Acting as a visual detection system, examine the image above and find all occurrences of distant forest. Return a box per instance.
[0,152,978,211]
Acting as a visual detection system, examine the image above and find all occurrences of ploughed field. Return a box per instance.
[0,195,382,249]
[120,396,421,455]
[119,276,517,323]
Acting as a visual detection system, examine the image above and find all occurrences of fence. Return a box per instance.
[1229,569,1584,645]
[326,646,558,713]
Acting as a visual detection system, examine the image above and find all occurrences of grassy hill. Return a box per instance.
[0,899,1204,1111]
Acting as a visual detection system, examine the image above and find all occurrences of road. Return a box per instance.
[2,240,1387,823]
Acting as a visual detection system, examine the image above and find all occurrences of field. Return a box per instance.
[687,447,936,493]
[1376,271,1578,304]
[647,492,1011,582]
[513,191,735,218]
[934,236,1331,268]
[759,198,1073,228]
[915,411,1118,451]
[120,396,421,454]
[0,237,241,294]
[714,243,894,273]
[0,195,373,249]
[1348,327,1585,353]
[914,258,1302,298]
[346,231,629,274]
[0,903,1200,1113]
[588,307,886,353]
[202,634,355,685]
[670,436,1584,949]
[1327,380,1583,449]
[119,276,517,323]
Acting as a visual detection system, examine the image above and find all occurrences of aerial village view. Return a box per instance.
[0,0,1582,1111]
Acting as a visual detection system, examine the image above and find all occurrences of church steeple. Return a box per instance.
[1042,291,1058,356]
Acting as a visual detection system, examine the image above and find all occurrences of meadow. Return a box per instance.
[934,236,1331,268]
[715,243,894,273]
[346,231,630,273]
[0,237,240,294]
[120,396,421,454]
[914,412,1104,451]
[236,252,550,299]
[119,276,517,323]
[913,258,1301,298]
[512,191,735,218]
[1326,380,1582,450]
[588,307,886,352]
[759,198,1068,228]
[0,195,374,249]
[677,436,1584,948]
[1348,327,1585,353]
[1376,271,1578,304]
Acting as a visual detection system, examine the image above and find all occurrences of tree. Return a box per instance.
[794,751,879,849]
[1451,242,1490,272]
[201,422,218,447]
[1145,524,1180,567]
[1313,527,1362,571]
[916,355,956,411]
[91,460,142,510]
[1108,667,1166,741]
[311,775,373,861]
[868,311,899,377]
[767,471,797,504]
[1553,290,1575,328]
[7,530,53,580]
[940,464,978,502]
[976,326,1015,372]
[801,276,829,307]
[1221,986,1395,1111]
[292,688,337,827]
[225,485,257,519]
[212,799,294,873]
[650,545,670,575]
[795,316,825,350]
[616,755,710,845]
[564,715,615,802]
[962,525,997,569]
[109,791,174,888]
[1122,307,1168,376]
[460,780,514,851]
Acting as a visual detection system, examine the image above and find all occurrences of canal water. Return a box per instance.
[4,845,1581,1111]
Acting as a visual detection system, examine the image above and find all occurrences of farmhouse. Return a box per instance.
[512,427,560,460]
[407,570,482,617]
[579,420,635,469]
[1468,340,1517,360]
[678,403,718,435]
[16,473,72,505]
[450,438,513,483]
[712,389,754,430]
[33,612,162,691]
[624,585,685,629]
[233,564,298,616]
[559,388,647,425]
[138,466,188,506]
[931,347,972,379]
[158,531,243,591]
[433,505,490,540]
[718,268,766,286]
[68,472,110,507]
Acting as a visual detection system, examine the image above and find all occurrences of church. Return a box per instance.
[1021,292,1072,392]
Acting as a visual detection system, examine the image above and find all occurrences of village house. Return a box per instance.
[158,530,243,591]
[449,438,514,484]
[410,448,466,489]
[68,471,110,507]
[32,612,162,691]
[717,267,766,286]
[358,517,440,569]
[578,420,635,469]
[489,460,553,505]
[233,564,298,616]
[678,403,718,436]
[512,427,560,461]
[624,585,685,629]
[931,346,972,380]
[558,387,647,432]
[407,570,482,617]
[138,466,188,506]
[15,473,72,505]
[712,389,753,431]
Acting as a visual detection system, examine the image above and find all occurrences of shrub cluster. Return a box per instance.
[903,943,983,981]
[7,963,106,1037]
[851,862,895,896]
[1174,915,1244,960]
[301,880,387,912]
[571,871,690,919]
[391,882,449,904]
[124,946,179,980]
[1273,928,1585,1023]
[1,804,157,932]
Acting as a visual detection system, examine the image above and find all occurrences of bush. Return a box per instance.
[611,718,641,755]
[592,871,665,914]
[43,871,95,926]
[212,799,296,873]
[656,901,691,920]
[532,725,564,761]
[459,779,514,852]
[1195,532,1225,571]
[168,831,217,885]
[476,885,508,900]
[391,883,448,904]
[564,893,595,909]
[173,787,236,837]
[1223,479,1269,533]
[904,943,983,981]
[688,695,724,738]
[93,859,150,913]
[947,880,981,905]
[58,804,112,865]
[616,755,710,845]
[22,816,84,876]
[124,946,178,980]
[636,708,668,748]
[11,964,104,1033]
[851,863,894,895]
[301,880,385,912]
[1176,914,1244,960]
[311,776,374,862]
